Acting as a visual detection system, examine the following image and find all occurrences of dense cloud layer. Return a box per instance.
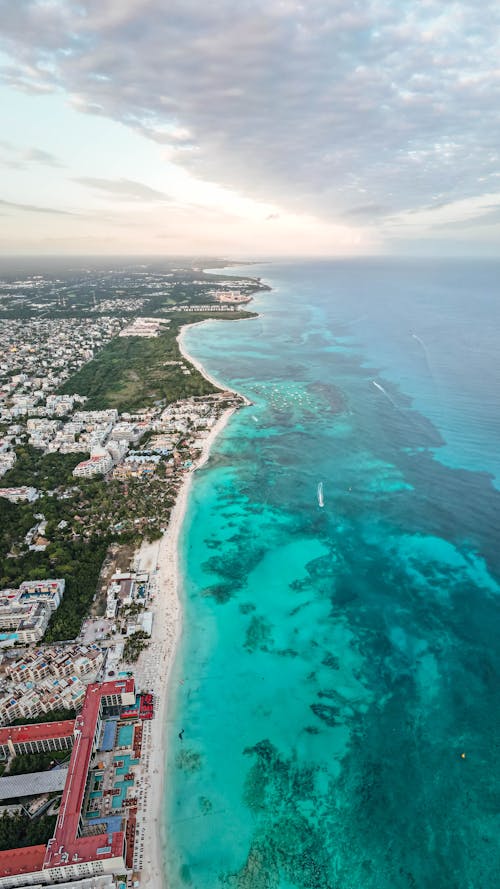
[1,0,499,234]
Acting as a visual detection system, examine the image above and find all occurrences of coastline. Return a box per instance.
[178,320,252,405]
[134,322,248,887]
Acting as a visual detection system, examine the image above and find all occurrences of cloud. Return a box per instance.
[385,193,500,232]
[343,204,390,219]
[0,1,499,241]
[24,147,64,167]
[74,176,169,201]
[0,140,64,169]
[0,198,75,215]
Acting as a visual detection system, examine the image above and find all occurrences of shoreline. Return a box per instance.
[178,320,252,405]
[133,323,248,887]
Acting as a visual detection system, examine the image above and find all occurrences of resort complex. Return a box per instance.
[0,582,65,647]
[0,677,155,887]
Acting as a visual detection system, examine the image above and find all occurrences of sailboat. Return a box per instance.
[317,482,324,508]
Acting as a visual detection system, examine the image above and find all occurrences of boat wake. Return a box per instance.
[372,379,398,409]
[317,482,324,508]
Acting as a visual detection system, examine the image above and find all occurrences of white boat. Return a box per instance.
[317,482,324,508]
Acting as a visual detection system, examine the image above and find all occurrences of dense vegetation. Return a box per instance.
[0,535,108,641]
[1,447,87,490]
[10,707,76,726]
[59,311,255,412]
[8,750,69,775]
[0,293,257,644]
[0,459,179,640]
[0,813,57,851]
[0,498,35,558]
[46,537,109,641]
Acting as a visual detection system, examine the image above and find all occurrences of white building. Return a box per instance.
[0,453,16,478]
[0,487,39,503]
[72,454,113,478]
[0,580,65,647]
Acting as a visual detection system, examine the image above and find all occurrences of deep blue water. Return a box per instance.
[164,259,500,889]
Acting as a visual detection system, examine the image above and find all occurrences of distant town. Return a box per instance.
[0,259,265,888]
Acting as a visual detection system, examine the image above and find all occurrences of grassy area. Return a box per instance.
[59,311,256,412]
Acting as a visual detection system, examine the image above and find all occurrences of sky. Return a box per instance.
[0,0,499,257]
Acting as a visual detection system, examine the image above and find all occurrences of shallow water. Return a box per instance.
[164,259,500,888]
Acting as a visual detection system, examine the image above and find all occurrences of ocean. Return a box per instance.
[164,259,500,889]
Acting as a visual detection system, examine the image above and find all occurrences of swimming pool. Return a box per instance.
[117,723,134,748]
[111,778,134,810]
[100,718,118,751]
[114,753,139,775]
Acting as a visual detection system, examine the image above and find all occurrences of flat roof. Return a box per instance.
[0,720,75,747]
[0,678,134,879]
[0,768,68,801]
[0,844,45,879]
[43,678,134,871]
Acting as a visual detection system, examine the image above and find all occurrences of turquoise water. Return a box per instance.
[112,778,134,809]
[117,724,134,748]
[114,753,139,775]
[164,260,500,888]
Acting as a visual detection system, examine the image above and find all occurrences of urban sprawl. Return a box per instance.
[0,262,262,888]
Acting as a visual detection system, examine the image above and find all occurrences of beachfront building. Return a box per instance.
[105,572,149,611]
[166,303,239,311]
[211,289,252,303]
[0,720,75,761]
[0,679,136,888]
[0,878,117,889]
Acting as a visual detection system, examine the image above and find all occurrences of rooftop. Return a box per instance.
[0,768,68,801]
[0,678,134,879]
[43,678,134,870]
[0,845,45,880]
[0,720,75,747]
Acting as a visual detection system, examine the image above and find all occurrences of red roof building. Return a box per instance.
[0,679,135,886]
[0,720,75,761]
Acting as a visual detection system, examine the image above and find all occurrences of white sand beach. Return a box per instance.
[131,323,245,885]
[178,321,251,405]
